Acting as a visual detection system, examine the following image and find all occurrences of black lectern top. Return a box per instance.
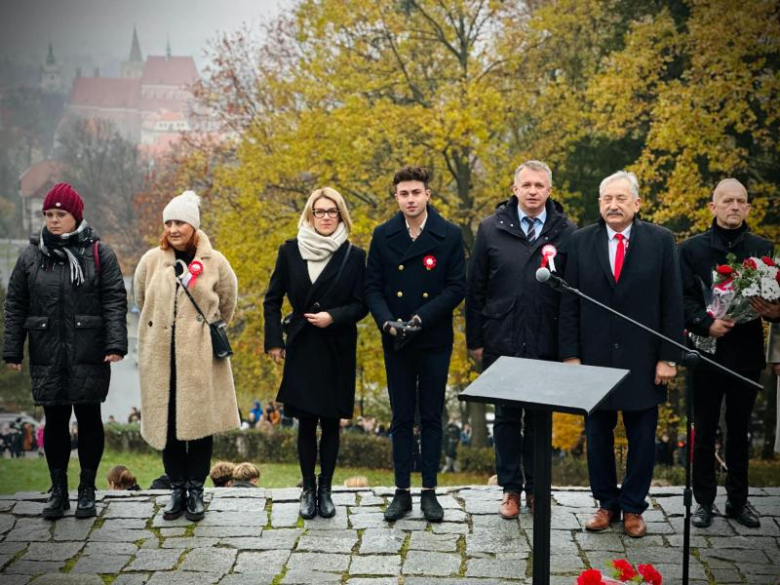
[459,356,629,416]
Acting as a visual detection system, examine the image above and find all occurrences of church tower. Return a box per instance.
[40,43,62,93]
[121,27,144,78]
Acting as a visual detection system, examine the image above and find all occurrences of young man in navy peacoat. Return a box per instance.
[365,165,466,522]
[559,171,684,538]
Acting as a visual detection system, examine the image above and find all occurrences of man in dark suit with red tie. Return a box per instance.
[559,171,684,538]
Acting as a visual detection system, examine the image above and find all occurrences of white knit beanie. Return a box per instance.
[163,190,200,230]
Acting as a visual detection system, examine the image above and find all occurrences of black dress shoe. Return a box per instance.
[420,490,444,522]
[691,504,714,528]
[384,489,412,521]
[725,500,760,528]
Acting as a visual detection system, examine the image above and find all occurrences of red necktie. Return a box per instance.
[614,233,625,282]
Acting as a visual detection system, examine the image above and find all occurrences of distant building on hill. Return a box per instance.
[40,44,63,94]
[63,29,201,154]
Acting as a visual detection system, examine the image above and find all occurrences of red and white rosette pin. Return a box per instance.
[540,244,558,273]
[182,260,204,289]
[423,255,437,271]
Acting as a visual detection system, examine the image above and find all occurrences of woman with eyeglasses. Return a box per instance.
[264,187,367,519]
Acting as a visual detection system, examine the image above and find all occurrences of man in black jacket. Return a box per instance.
[365,165,466,522]
[679,178,779,529]
[559,171,684,538]
[466,160,576,519]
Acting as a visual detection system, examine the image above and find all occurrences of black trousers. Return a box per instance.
[297,415,340,480]
[692,368,759,508]
[384,346,451,489]
[162,337,213,483]
[485,353,535,495]
[586,405,658,514]
[43,403,104,474]
[493,404,535,495]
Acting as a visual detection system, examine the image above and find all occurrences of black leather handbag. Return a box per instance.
[178,275,234,359]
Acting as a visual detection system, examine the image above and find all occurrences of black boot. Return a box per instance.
[299,476,317,520]
[185,479,205,522]
[420,489,444,522]
[75,469,97,519]
[384,489,412,521]
[42,469,69,520]
[317,475,336,518]
[163,479,187,521]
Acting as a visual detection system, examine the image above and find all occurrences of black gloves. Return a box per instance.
[384,318,422,351]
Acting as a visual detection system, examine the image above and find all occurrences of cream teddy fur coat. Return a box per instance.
[134,231,239,449]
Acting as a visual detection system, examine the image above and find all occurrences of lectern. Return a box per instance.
[459,356,629,585]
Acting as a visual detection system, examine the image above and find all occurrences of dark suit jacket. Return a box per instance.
[263,240,367,418]
[679,221,774,372]
[365,205,466,351]
[559,219,685,411]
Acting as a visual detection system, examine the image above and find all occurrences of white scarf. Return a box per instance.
[297,222,348,283]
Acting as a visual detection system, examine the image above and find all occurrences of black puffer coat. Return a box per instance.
[2,228,128,405]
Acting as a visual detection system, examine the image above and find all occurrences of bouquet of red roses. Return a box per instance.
[689,254,780,354]
[576,559,662,584]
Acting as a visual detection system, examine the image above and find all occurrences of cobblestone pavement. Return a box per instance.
[0,485,778,585]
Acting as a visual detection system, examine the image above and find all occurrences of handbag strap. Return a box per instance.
[318,242,352,302]
[175,263,209,322]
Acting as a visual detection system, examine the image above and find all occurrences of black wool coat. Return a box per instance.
[678,221,774,372]
[558,219,685,411]
[365,205,467,351]
[263,239,368,419]
[466,197,577,361]
[2,229,128,405]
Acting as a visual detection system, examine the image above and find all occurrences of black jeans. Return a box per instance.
[586,406,658,514]
[692,368,759,508]
[297,415,340,480]
[162,339,213,482]
[384,346,451,489]
[43,403,104,473]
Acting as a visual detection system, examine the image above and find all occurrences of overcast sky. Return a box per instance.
[0,0,291,77]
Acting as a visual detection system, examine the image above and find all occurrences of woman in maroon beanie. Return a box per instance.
[2,183,128,519]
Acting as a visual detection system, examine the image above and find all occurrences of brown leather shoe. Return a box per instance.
[585,508,620,531]
[526,493,535,514]
[499,492,521,519]
[623,512,647,538]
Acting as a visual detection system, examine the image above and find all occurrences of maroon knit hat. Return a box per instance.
[42,183,84,224]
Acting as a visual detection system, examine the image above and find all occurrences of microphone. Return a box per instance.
[535,267,566,290]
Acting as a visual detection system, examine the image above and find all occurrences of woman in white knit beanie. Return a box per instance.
[134,190,239,522]
[263,187,368,520]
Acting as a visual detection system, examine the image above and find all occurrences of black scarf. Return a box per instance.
[39,221,93,286]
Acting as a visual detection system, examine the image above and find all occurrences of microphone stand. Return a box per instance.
[544,272,761,585]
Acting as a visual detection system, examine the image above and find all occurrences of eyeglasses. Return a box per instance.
[312,208,340,219]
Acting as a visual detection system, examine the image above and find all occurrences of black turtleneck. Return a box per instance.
[713,221,747,249]
[174,248,195,277]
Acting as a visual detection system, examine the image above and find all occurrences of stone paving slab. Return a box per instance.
[0,486,777,584]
